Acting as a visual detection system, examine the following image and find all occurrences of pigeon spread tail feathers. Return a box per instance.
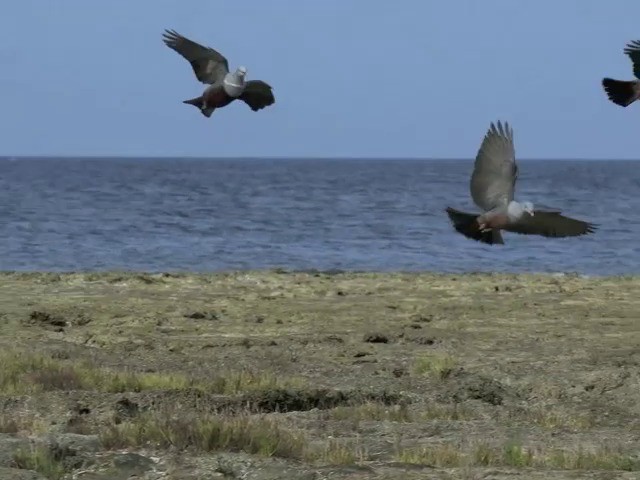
[182,96,215,117]
[444,207,504,245]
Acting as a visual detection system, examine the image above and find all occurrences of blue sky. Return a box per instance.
[3,0,640,159]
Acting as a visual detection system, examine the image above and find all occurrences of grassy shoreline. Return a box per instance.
[1,271,639,479]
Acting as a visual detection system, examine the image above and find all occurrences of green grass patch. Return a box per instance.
[0,350,304,395]
[100,411,307,458]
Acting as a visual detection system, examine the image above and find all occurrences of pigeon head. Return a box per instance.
[507,200,534,221]
[522,201,535,216]
[236,66,247,77]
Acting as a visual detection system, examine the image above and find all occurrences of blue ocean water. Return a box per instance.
[1,157,639,275]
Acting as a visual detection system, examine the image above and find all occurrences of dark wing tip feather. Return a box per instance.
[623,40,640,79]
[161,29,229,84]
[570,220,598,236]
[584,222,598,234]
[487,120,513,142]
[162,29,193,55]
[162,29,181,46]
[482,120,514,158]
[623,39,640,55]
[506,211,598,238]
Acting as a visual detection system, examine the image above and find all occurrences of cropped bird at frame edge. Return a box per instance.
[445,121,597,245]
[602,40,640,107]
[162,29,275,118]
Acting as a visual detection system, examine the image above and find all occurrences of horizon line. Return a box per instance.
[3,155,640,162]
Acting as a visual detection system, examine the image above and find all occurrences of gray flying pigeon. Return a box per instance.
[162,29,275,118]
[445,121,597,245]
[602,40,640,107]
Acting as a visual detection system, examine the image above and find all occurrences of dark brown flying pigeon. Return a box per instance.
[602,40,640,107]
[162,29,275,118]
[445,121,597,245]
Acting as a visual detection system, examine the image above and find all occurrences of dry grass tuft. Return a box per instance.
[0,415,22,434]
[417,402,475,421]
[395,441,640,471]
[329,402,412,423]
[310,437,369,465]
[0,350,303,395]
[327,402,472,424]
[412,353,458,380]
[396,442,463,467]
[100,410,307,458]
[0,413,50,435]
[12,445,72,480]
[522,406,595,431]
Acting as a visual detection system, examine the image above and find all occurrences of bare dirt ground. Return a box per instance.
[0,270,639,479]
